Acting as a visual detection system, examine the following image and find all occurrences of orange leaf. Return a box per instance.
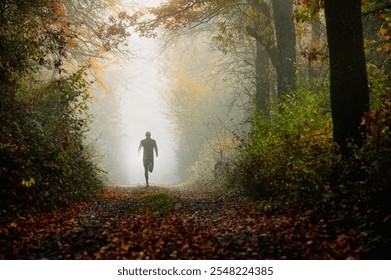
[66,41,78,48]
[380,27,388,37]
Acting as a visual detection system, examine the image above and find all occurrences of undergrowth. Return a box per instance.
[222,80,334,211]
[217,73,391,257]
[0,69,104,222]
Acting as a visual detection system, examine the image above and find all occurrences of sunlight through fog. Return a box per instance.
[89,0,179,185]
[119,36,179,185]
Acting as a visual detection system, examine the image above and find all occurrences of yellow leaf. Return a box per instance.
[21,177,35,187]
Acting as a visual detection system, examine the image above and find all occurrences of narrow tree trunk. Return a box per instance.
[271,0,297,97]
[324,0,369,155]
[309,9,322,87]
[248,1,273,117]
[255,40,271,117]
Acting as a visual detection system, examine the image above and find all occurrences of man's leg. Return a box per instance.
[144,167,149,187]
[143,159,149,187]
[148,159,154,173]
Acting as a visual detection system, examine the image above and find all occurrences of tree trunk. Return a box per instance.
[324,0,369,155]
[271,0,297,97]
[308,9,322,87]
[255,40,271,117]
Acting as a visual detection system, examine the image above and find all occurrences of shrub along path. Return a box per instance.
[0,184,367,259]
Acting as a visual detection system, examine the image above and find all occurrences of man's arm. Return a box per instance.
[154,141,158,157]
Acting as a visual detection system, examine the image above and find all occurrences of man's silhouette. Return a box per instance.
[138,131,158,187]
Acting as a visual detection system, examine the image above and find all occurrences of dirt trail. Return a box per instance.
[0,184,364,259]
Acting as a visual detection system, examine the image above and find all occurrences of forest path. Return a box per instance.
[1,184,363,259]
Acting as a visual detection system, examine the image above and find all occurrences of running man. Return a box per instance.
[138,131,158,187]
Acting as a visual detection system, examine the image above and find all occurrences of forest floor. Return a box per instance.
[0,183,368,259]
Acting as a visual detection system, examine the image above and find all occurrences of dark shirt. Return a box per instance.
[138,137,158,159]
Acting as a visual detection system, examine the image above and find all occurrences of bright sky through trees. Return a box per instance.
[90,0,179,185]
[119,35,179,185]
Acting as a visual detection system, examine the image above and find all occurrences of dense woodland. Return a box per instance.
[1,0,391,259]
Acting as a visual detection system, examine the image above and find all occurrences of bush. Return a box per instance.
[331,96,391,256]
[0,69,104,221]
[221,78,391,257]
[225,81,333,212]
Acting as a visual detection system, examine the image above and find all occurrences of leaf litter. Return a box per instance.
[0,184,368,259]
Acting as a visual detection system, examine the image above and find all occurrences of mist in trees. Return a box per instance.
[87,35,180,185]
[117,0,390,188]
[159,30,250,181]
[123,0,391,255]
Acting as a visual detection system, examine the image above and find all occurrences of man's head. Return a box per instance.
[145,131,151,137]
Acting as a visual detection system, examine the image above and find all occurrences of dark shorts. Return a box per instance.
[143,158,154,172]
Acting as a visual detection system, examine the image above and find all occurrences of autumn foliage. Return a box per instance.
[0,0,134,219]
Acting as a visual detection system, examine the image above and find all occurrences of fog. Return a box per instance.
[88,3,180,185]
[87,0,248,186]
[115,38,179,185]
